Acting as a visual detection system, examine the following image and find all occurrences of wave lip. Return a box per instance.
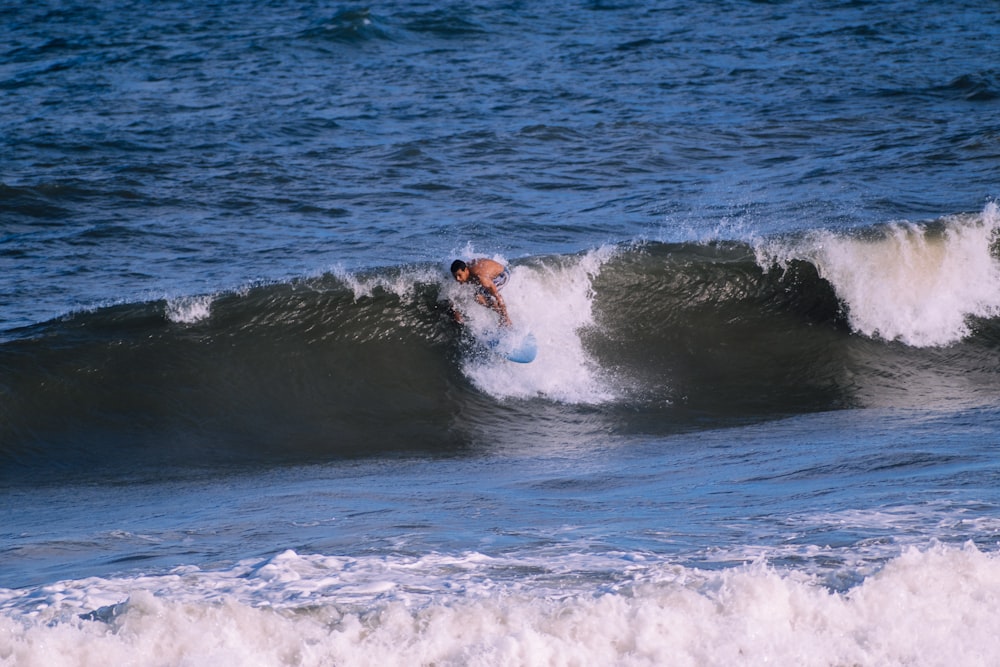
[164,295,213,324]
[756,202,1000,347]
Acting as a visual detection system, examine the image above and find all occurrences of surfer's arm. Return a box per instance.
[479,280,512,326]
[495,296,512,327]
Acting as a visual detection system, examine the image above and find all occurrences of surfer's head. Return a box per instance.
[451,259,469,282]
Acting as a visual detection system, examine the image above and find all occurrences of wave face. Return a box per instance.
[4,206,1000,477]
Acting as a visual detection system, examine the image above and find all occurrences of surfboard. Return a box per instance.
[486,330,537,363]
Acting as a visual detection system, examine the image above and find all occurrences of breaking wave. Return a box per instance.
[4,205,1000,476]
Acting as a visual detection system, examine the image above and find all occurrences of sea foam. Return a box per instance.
[2,543,999,666]
[454,248,617,404]
[164,295,214,324]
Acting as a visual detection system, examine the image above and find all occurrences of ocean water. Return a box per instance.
[3,1,1000,664]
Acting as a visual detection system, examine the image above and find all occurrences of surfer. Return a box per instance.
[450,258,512,326]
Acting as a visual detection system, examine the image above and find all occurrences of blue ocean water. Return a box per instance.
[3,1,1000,664]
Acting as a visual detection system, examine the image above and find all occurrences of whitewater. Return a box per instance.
[4,545,1000,666]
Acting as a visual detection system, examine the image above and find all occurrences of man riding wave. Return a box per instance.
[450,258,512,327]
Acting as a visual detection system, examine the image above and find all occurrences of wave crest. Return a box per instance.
[756,202,1000,346]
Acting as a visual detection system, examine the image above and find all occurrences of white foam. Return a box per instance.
[755,202,1000,347]
[326,251,617,404]
[164,294,214,324]
[334,263,443,301]
[452,248,618,404]
[3,543,1000,666]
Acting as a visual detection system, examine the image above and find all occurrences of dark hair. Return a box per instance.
[450,259,467,275]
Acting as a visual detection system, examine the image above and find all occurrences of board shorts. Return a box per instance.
[475,267,509,297]
[492,268,510,290]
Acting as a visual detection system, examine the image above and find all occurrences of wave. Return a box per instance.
[2,542,999,666]
[298,6,488,45]
[4,205,1000,475]
[755,201,1000,346]
[299,8,394,44]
